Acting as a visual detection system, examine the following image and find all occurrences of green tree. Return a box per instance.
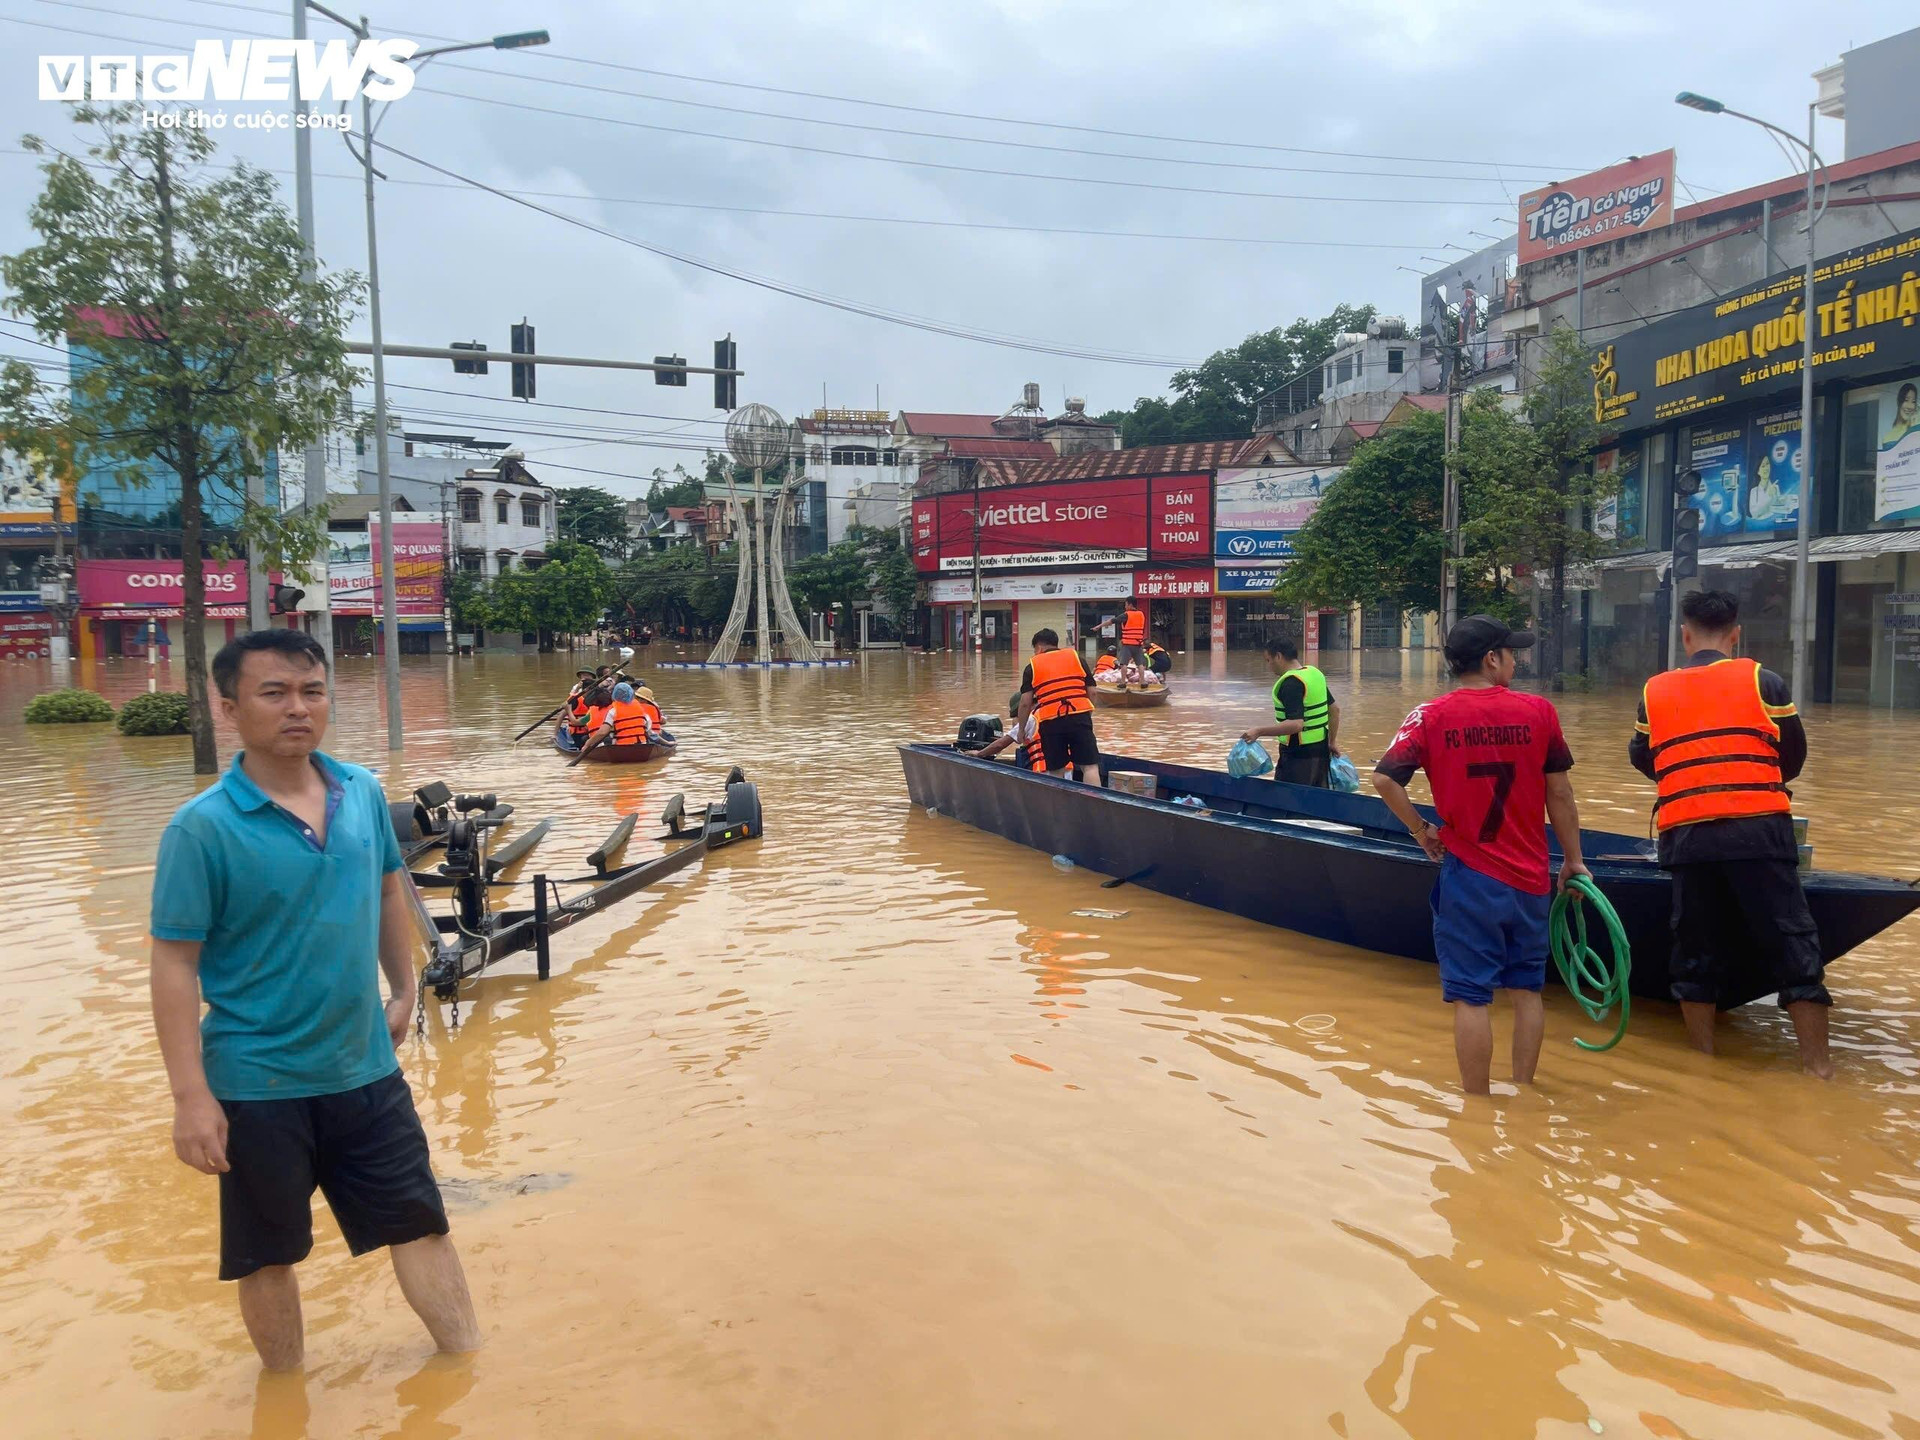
[1110,304,1377,446]
[645,463,707,512]
[787,538,873,648]
[863,526,921,624]
[554,484,631,557]
[0,105,359,773]
[612,544,733,635]
[1277,412,1448,616]
[444,566,488,634]
[484,540,613,649]
[1450,326,1606,682]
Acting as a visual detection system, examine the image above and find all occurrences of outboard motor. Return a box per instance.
[955,714,1004,753]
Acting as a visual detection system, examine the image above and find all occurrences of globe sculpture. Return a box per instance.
[707,404,822,664]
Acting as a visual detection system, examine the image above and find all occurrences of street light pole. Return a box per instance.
[290,0,332,669]
[1675,90,1828,697]
[301,3,548,748]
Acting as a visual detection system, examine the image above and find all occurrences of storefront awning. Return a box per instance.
[1590,529,1920,578]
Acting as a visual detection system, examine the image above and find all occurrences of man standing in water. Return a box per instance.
[148,629,480,1369]
[1371,617,1590,1095]
[1629,590,1830,1076]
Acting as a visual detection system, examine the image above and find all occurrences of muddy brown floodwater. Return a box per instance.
[2,645,1919,1439]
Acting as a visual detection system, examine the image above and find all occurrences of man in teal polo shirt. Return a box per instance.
[149,628,480,1371]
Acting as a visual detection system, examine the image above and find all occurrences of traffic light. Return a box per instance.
[1674,467,1703,498]
[511,320,535,400]
[450,340,488,376]
[714,335,737,411]
[1672,501,1700,580]
[654,356,687,387]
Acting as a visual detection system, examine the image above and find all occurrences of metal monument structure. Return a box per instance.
[708,404,821,664]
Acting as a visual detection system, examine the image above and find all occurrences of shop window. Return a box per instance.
[1361,605,1402,648]
[1841,382,1919,533]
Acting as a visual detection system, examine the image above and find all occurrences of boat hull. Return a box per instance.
[554,722,676,763]
[898,744,1920,1010]
[1092,685,1170,708]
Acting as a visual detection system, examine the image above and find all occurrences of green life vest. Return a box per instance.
[1272,664,1330,747]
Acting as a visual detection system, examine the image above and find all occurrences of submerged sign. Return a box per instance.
[1600,228,1920,432]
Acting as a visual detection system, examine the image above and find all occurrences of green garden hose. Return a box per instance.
[1549,875,1632,1052]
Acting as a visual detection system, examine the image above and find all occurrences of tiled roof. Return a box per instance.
[1390,394,1449,414]
[898,412,1004,438]
[664,506,705,521]
[1009,436,1292,483]
[1344,420,1383,438]
[943,438,1055,460]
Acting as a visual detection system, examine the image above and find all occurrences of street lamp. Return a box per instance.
[293,4,549,750]
[1674,88,1827,697]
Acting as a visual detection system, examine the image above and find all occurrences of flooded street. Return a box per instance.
[3,645,1919,1439]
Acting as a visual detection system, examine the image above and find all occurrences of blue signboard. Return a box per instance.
[1216,530,1295,561]
[0,522,69,538]
[0,592,43,612]
[1215,565,1287,593]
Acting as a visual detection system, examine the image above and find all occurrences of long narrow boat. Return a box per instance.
[552,721,677,763]
[898,744,1920,1009]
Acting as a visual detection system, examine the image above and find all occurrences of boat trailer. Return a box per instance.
[397,768,763,1002]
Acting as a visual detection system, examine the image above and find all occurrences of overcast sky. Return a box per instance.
[1,0,1913,496]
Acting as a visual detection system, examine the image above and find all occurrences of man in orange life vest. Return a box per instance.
[1016,628,1103,785]
[1119,604,1148,668]
[1630,590,1830,1077]
[978,691,1046,772]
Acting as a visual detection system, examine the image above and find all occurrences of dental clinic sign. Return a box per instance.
[39,39,421,127]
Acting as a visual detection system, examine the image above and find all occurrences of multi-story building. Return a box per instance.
[1252,319,1421,463]
[451,453,558,579]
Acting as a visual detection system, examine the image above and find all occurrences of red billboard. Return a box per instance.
[77,558,271,617]
[1518,151,1675,264]
[914,475,1210,573]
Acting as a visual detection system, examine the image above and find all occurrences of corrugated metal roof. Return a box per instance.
[1008,436,1292,483]
[943,438,1055,460]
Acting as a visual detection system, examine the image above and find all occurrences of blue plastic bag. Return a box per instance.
[1227,738,1274,778]
[1328,754,1360,793]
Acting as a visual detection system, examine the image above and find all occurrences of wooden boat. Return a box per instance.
[1092,682,1171,709]
[897,744,1920,1009]
[553,721,677,763]
[399,771,762,998]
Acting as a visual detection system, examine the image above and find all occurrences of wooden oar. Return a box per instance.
[568,730,610,767]
[512,704,567,743]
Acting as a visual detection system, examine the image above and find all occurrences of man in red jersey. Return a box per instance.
[1371,616,1591,1095]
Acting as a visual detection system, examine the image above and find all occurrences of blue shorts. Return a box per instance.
[1429,852,1550,1005]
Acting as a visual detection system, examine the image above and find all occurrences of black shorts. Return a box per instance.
[1277,745,1330,788]
[1669,857,1830,1009]
[1038,710,1100,772]
[217,1069,449,1281]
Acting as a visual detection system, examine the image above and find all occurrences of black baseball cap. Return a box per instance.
[1444,614,1535,669]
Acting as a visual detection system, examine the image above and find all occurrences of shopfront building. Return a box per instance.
[1583,226,1920,706]
[913,473,1212,652]
[76,558,261,660]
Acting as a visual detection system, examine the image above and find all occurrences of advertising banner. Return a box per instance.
[78,557,250,608]
[921,478,1152,573]
[1150,475,1209,558]
[1687,423,1747,543]
[926,573,1132,603]
[0,444,75,532]
[1214,466,1337,561]
[371,516,444,617]
[1870,375,1920,521]
[1215,565,1287,594]
[1597,229,1920,432]
[1209,597,1226,647]
[1592,445,1645,543]
[0,613,54,657]
[1133,567,1213,599]
[1421,238,1518,390]
[1744,406,1802,533]
[1518,151,1674,265]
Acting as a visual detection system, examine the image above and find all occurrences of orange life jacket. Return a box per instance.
[1121,608,1146,644]
[586,702,611,736]
[1029,647,1093,723]
[1093,654,1118,673]
[607,698,661,746]
[567,694,591,735]
[1643,658,1793,831]
[1013,722,1046,772]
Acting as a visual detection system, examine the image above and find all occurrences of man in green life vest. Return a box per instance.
[1240,636,1340,786]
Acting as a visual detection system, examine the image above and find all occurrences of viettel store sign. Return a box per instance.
[1595,227,1920,431]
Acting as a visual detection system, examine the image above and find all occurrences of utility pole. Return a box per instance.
[971,472,983,656]
[357,56,402,751]
[1439,332,1465,638]
[290,0,332,665]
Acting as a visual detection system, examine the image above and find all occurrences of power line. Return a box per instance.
[33,0,1547,186]
[0,145,1451,253]
[162,0,1597,173]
